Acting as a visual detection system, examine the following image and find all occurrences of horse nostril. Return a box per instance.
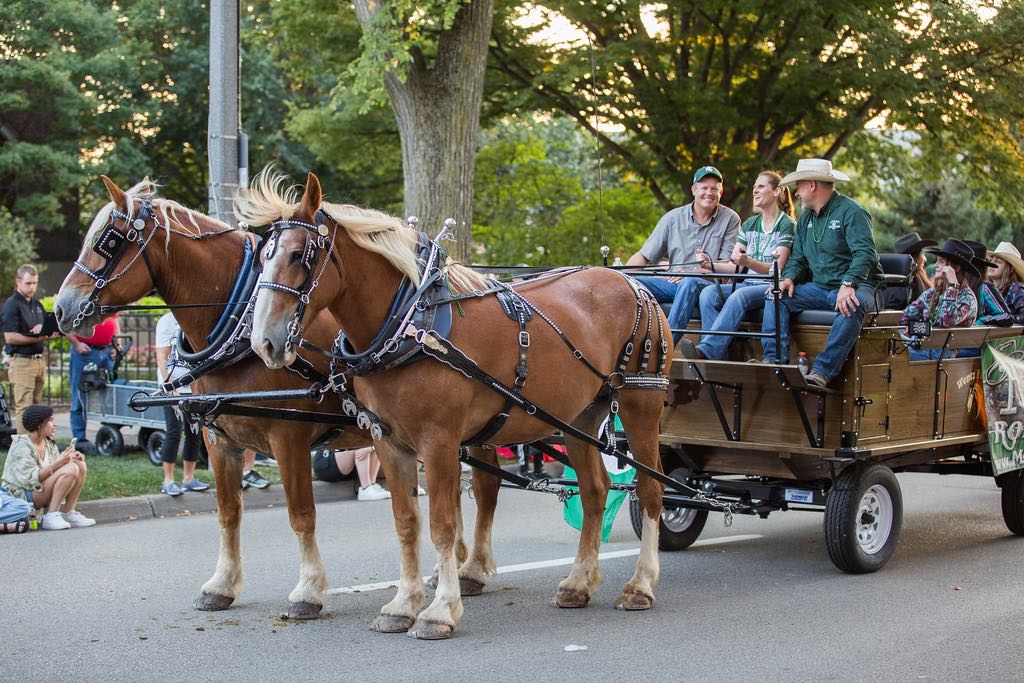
[54,308,64,324]
[261,339,276,360]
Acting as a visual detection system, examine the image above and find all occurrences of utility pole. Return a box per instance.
[208,1,247,223]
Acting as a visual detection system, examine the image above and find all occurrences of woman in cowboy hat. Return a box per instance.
[900,238,979,361]
[987,241,1024,324]
[894,232,937,298]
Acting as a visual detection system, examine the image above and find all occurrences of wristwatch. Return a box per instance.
[841,280,854,287]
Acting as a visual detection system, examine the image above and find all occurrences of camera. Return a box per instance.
[906,320,932,338]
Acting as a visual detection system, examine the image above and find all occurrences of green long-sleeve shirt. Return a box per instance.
[781,191,884,289]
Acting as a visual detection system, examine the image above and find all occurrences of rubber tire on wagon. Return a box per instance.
[824,463,903,574]
[138,428,153,452]
[998,469,1024,535]
[95,424,124,457]
[629,467,709,551]
[145,430,166,466]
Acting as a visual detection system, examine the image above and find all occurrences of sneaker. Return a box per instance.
[241,469,271,490]
[253,453,278,468]
[182,478,211,492]
[357,483,392,501]
[41,511,71,530]
[805,371,829,388]
[162,481,184,497]
[747,357,766,364]
[62,510,96,528]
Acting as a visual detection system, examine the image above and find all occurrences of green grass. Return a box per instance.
[0,441,283,501]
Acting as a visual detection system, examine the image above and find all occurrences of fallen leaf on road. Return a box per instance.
[952,585,962,591]
[564,644,587,652]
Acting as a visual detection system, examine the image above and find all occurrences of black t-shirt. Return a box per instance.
[2,293,45,355]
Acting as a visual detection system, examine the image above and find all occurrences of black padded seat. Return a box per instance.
[878,253,913,310]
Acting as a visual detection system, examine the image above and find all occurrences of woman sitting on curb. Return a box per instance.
[900,239,978,361]
[0,404,95,530]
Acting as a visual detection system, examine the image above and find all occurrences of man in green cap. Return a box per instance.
[758,159,884,387]
[627,165,740,343]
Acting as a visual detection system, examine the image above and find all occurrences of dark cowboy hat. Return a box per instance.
[923,238,980,278]
[962,239,996,271]
[894,232,937,256]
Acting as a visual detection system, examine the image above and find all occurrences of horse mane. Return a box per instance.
[320,202,492,294]
[235,166,490,294]
[85,178,233,251]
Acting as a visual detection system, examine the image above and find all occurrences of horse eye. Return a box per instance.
[289,250,304,265]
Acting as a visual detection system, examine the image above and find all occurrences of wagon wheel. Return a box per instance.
[145,430,166,466]
[824,464,903,574]
[629,467,708,551]
[138,428,153,452]
[998,469,1024,535]
[95,424,124,457]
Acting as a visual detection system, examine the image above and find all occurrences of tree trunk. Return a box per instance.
[352,0,494,262]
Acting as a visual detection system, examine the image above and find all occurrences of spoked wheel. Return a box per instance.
[998,469,1024,535]
[94,424,124,457]
[824,464,903,573]
[629,467,709,551]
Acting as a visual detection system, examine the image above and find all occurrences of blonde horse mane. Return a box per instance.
[236,167,490,294]
[85,178,233,252]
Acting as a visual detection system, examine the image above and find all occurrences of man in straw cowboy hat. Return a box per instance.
[756,158,883,387]
[627,165,741,342]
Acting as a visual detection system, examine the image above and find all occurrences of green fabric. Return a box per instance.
[562,465,636,542]
[735,213,796,262]
[781,192,884,289]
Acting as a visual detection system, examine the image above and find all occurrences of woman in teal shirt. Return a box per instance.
[689,171,796,360]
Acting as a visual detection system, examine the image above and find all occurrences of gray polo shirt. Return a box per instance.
[639,203,741,268]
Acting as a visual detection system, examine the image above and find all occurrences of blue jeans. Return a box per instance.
[0,491,31,523]
[696,281,770,360]
[760,282,880,380]
[910,348,957,361]
[70,345,115,440]
[636,276,712,343]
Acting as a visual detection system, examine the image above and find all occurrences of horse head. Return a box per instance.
[54,176,164,336]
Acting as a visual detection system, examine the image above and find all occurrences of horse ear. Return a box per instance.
[101,175,128,211]
[298,172,322,217]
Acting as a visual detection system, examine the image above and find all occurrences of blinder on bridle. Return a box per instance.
[257,208,338,352]
[72,201,160,327]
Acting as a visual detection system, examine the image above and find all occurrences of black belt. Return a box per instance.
[10,353,44,359]
[86,344,112,351]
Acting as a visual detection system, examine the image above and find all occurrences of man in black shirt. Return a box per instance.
[2,265,57,433]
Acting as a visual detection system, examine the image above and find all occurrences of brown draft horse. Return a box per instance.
[53,177,436,619]
[245,172,671,639]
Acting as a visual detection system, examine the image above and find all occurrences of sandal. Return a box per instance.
[0,519,29,534]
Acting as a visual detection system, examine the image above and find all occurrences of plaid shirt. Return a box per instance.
[901,286,978,328]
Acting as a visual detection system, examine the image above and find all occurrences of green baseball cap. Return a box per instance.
[692,165,723,183]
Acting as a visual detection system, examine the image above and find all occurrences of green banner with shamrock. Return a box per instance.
[982,338,1024,476]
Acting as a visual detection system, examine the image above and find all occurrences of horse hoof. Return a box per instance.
[614,590,654,611]
[407,618,455,640]
[553,588,591,609]
[459,577,485,597]
[370,613,416,633]
[285,601,323,620]
[194,593,234,611]
[425,573,439,590]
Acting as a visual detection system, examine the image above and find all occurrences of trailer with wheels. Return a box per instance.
[635,310,1023,574]
[82,337,167,464]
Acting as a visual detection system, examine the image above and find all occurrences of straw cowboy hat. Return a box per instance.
[988,241,1024,279]
[780,158,851,187]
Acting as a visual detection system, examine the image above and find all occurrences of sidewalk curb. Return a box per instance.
[76,480,358,525]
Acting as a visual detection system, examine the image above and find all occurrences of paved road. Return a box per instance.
[3,472,1022,681]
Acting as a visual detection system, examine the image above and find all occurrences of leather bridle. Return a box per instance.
[256,209,340,353]
[71,202,160,328]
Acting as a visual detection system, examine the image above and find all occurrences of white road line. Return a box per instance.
[326,533,762,595]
